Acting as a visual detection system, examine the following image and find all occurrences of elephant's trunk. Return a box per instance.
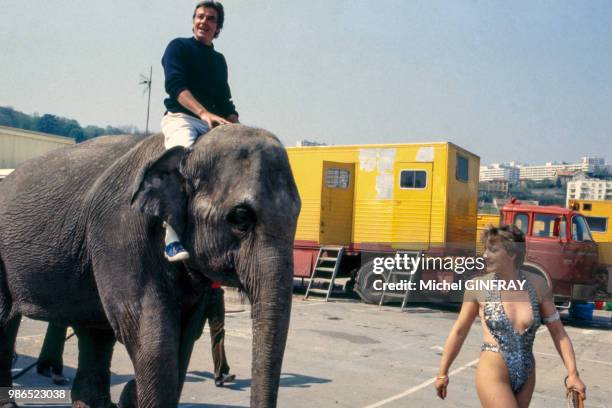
[248,250,293,408]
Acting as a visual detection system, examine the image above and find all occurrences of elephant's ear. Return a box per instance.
[131,146,188,235]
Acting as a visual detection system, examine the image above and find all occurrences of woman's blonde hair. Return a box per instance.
[481,224,526,268]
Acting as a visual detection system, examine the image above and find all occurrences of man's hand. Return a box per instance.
[198,110,230,128]
[176,89,232,128]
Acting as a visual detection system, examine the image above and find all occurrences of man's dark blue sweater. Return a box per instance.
[162,37,238,119]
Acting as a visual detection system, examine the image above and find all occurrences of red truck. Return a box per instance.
[499,199,608,303]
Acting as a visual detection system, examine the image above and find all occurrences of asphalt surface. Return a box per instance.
[10,291,612,408]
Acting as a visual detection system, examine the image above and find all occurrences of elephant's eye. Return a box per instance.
[227,205,256,233]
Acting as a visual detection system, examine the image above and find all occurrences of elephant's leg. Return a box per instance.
[71,326,115,408]
[118,304,181,408]
[37,323,68,379]
[0,315,20,408]
[119,298,207,408]
[117,379,136,408]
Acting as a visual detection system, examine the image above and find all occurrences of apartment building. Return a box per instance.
[479,163,520,183]
[481,157,609,183]
[567,177,612,202]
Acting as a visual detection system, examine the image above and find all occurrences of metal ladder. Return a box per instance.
[378,251,422,311]
[304,246,344,301]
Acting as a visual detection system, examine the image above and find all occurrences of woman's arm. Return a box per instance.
[435,292,479,399]
[540,286,586,400]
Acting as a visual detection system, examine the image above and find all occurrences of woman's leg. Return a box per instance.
[476,351,519,408]
[515,363,536,408]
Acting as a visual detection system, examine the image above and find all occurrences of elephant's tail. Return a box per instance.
[0,255,12,325]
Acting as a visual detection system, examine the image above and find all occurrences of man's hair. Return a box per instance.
[481,224,526,268]
[193,1,225,38]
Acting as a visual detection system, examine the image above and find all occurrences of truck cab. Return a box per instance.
[501,199,600,302]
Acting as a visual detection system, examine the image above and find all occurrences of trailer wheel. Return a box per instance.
[355,260,386,304]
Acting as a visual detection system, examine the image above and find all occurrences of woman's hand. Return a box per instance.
[566,374,586,401]
[435,375,449,399]
[435,294,479,401]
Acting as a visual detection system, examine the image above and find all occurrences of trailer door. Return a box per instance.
[320,162,355,245]
[392,162,433,248]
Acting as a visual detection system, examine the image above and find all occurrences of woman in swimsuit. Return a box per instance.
[435,225,586,407]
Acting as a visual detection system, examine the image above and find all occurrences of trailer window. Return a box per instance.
[456,154,469,182]
[325,168,350,189]
[571,215,593,242]
[514,213,529,235]
[584,216,607,233]
[400,170,427,189]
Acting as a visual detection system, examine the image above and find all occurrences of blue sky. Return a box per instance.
[1,1,611,164]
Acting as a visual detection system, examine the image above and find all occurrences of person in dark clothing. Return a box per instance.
[206,282,235,387]
[36,323,70,385]
[160,0,239,262]
[162,37,237,125]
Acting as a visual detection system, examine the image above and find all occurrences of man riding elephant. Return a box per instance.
[0,124,301,407]
[161,0,239,262]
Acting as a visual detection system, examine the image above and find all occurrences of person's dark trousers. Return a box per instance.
[207,288,230,379]
[37,323,67,375]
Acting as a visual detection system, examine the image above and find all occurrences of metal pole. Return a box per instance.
[145,66,152,136]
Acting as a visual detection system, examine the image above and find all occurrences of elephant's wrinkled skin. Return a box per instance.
[0,125,300,408]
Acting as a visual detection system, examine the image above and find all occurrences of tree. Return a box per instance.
[69,127,86,143]
[1,105,142,142]
[0,106,36,130]
[37,114,62,135]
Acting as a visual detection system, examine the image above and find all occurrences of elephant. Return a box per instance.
[0,124,301,408]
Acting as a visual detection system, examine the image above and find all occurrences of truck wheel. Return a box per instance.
[355,260,386,304]
[522,265,551,288]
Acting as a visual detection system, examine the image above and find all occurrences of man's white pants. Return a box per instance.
[160,112,211,245]
[161,111,211,150]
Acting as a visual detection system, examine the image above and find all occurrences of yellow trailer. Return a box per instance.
[476,213,500,254]
[569,199,612,268]
[286,141,480,295]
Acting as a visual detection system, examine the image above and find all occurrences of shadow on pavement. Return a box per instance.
[187,370,331,391]
[178,404,247,408]
[12,354,133,387]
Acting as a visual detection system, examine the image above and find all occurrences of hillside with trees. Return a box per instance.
[478,179,569,212]
[0,106,142,143]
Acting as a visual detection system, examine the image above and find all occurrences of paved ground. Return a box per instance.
[10,291,612,407]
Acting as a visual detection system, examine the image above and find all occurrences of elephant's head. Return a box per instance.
[131,125,301,407]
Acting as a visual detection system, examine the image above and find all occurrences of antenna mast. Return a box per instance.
[139,66,153,136]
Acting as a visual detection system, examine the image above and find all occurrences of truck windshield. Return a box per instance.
[571,215,594,242]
